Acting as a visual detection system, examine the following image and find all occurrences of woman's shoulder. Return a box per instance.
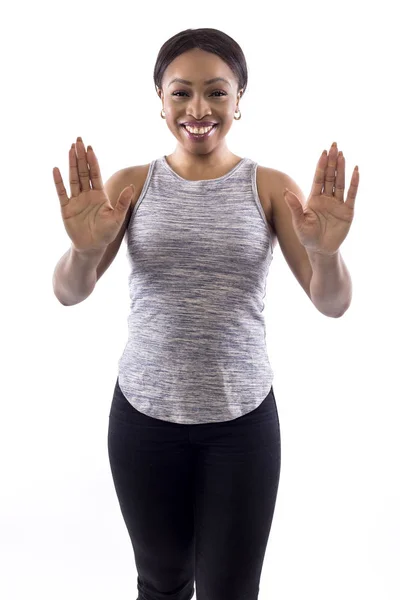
[119,163,152,209]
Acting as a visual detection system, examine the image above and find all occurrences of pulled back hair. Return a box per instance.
[153,28,248,98]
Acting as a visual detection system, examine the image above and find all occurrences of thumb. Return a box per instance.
[116,184,134,212]
[284,188,304,224]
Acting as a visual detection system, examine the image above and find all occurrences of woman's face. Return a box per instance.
[157,48,243,157]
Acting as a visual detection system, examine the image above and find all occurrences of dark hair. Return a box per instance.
[153,28,248,98]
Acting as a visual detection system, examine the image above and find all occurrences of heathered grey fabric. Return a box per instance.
[117,155,275,424]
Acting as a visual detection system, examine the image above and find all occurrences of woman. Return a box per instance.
[52,27,359,600]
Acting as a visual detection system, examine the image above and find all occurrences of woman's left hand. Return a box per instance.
[284,142,360,255]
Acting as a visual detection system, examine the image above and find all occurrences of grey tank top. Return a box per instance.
[117,155,275,424]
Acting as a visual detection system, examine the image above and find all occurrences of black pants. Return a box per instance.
[108,377,281,600]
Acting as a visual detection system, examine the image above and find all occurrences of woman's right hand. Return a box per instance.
[53,137,134,253]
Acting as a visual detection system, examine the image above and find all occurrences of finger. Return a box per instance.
[86,145,104,190]
[53,164,70,208]
[69,143,81,198]
[334,152,345,202]
[310,150,328,197]
[324,143,338,197]
[345,166,359,211]
[75,138,91,192]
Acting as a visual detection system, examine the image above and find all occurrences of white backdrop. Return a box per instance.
[1,0,399,598]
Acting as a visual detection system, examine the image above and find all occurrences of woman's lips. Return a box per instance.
[181,124,218,141]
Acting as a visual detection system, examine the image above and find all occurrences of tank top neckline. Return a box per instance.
[160,155,248,183]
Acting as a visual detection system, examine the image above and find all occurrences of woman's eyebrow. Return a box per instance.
[168,77,231,87]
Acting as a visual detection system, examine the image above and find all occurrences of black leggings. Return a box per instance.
[107,377,281,600]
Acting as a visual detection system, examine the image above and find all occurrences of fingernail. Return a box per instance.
[77,136,83,142]
[331,142,337,148]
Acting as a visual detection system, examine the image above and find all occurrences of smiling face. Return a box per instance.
[156,48,244,168]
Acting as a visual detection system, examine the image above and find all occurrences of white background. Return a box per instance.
[1,0,399,598]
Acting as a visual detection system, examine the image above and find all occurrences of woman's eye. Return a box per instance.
[172,90,227,97]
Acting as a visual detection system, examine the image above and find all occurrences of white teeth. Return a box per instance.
[184,125,214,134]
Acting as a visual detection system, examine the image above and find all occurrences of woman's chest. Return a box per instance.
[128,163,276,244]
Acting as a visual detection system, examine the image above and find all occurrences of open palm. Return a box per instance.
[284,143,360,255]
